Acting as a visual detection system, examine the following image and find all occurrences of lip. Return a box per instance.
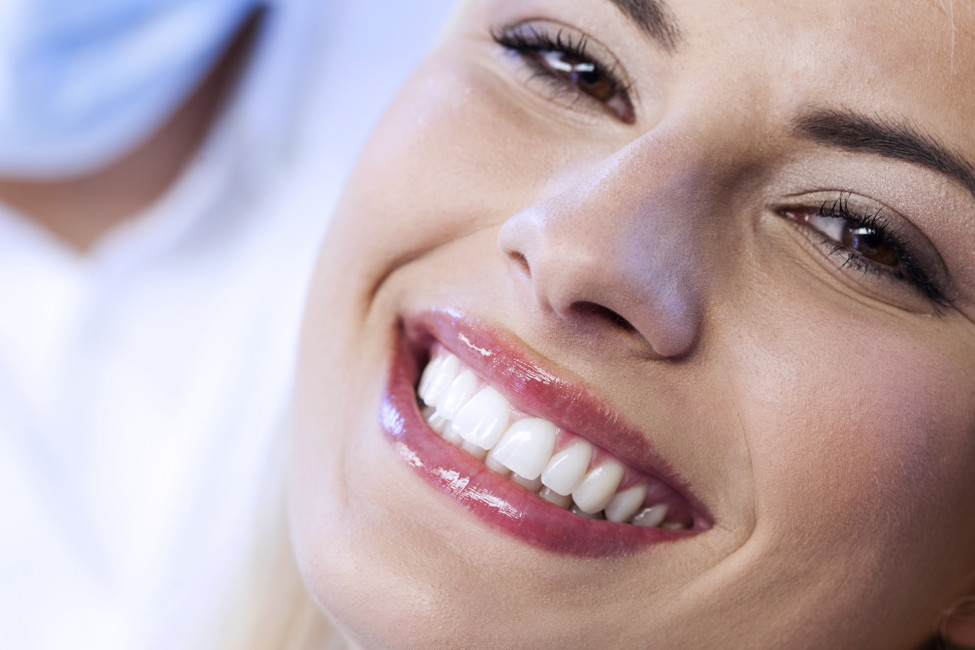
[380,307,712,557]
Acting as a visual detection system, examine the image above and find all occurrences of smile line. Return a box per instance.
[379,308,711,556]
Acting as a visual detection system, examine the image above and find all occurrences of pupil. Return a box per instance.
[539,50,621,107]
[578,67,600,85]
[570,62,613,101]
[844,226,900,267]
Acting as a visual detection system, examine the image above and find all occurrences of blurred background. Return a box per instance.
[0,1,456,648]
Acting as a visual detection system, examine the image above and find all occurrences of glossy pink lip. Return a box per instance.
[380,308,712,557]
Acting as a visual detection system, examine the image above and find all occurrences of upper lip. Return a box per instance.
[402,306,713,529]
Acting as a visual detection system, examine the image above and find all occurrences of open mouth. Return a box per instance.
[417,344,693,528]
[381,308,710,556]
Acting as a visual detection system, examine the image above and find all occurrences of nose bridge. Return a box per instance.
[498,133,715,358]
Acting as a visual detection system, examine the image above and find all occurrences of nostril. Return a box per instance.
[611,312,635,332]
[509,251,531,274]
[572,302,635,332]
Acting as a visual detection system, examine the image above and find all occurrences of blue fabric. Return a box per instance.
[0,0,261,177]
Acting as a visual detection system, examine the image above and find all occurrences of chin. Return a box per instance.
[292,296,708,643]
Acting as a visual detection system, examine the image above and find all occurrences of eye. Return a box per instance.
[841,224,899,267]
[795,206,902,268]
[780,195,950,306]
[492,22,635,124]
[536,49,617,103]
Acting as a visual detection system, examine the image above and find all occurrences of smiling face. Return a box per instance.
[291,0,975,647]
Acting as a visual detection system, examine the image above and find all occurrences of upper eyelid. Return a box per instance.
[778,210,933,307]
[490,20,638,104]
[794,109,975,208]
[778,196,953,305]
[784,191,948,275]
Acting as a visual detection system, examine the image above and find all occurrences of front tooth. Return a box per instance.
[462,440,488,460]
[425,354,459,409]
[540,441,593,496]
[570,505,605,519]
[572,461,625,514]
[485,454,511,476]
[417,355,445,405]
[487,418,557,480]
[438,369,477,419]
[631,504,668,528]
[539,487,572,509]
[451,386,510,450]
[422,406,447,435]
[442,426,464,447]
[605,484,648,523]
[511,473,542,493]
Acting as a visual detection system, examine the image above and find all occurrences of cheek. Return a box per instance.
[732,297,975,623]
[327,45,627,279]
[702,283,975,644]
[744,309,975,529]
[329,56,537,271]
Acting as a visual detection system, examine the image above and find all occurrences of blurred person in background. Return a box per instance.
[0,1,455,648]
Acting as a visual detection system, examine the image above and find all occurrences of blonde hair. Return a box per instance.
[200,421,336,650]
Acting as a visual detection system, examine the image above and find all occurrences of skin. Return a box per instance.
[291,0,975,647]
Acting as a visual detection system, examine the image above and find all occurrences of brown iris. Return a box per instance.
[537,50,616,102]
[843,225,900,267]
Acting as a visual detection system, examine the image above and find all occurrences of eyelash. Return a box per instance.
[491,23,635,123]
[491,24,949,309]
[785,194,949,306]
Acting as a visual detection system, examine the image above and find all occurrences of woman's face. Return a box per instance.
[292,0,975,646]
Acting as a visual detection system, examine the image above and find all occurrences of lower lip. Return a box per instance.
[380,328,690,557]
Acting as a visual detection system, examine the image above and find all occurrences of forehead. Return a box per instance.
[459,0,975,288]
[473,0,975,134]
[671,0,974,141]
[661,0,975,284]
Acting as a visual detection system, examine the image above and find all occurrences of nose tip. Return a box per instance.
[498,204,704,359]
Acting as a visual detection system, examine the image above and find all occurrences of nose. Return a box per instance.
[498,140,713,359]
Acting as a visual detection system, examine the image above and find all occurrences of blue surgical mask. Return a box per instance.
[0,0,261,179]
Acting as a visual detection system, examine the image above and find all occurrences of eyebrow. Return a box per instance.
[606,0,682,52]
[599,6,975,202]
[794,108,975,200]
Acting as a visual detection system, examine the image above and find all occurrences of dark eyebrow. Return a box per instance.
[794,108,975,201]
[606,0,682,52]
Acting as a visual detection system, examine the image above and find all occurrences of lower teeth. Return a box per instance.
[418,397,683,530]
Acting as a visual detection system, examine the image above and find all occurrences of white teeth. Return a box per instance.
[570,505,605,520]
[422,406,448,435]
[540,441,593,496]
[451,386,510,450]
[424,353,459,409]
[539,487,573,509]
[418,352,687,528]
[571,461,625,514]
[605,484,649,523]
[631,504,668,528]
[417,355,445,405]
[442,426,465,447]
[439,369,478,420]
[461,440,488,460]
[485,454,511,476]
[511,473,543,493]
[487,418,557,481]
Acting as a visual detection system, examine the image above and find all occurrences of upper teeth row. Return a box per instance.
[417,348,681,528]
